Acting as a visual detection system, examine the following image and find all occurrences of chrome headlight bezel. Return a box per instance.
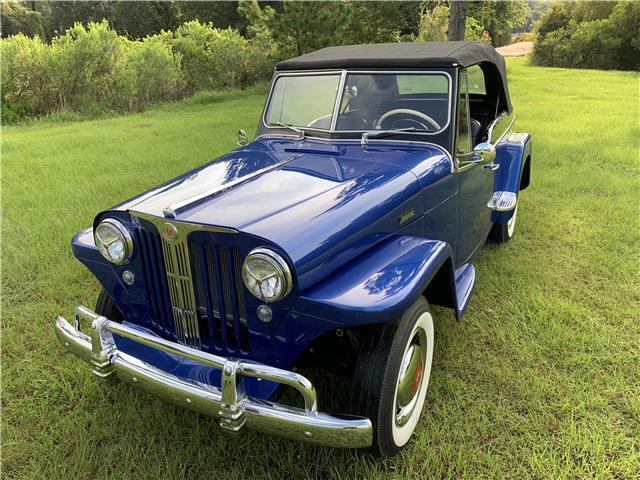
[94,218,134,265]
[241,248,293,303]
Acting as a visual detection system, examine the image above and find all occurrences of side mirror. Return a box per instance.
[473,141,496,163]
[237,129,248,146]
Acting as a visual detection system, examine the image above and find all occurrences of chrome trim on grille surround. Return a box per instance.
[131,211,251,353]
[132,212,207,349]
[54,306,372,448]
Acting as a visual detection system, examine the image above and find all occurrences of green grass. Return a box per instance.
[2,57,639,479]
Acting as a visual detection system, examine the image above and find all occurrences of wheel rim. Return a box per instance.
[507,204,518,237]
[395,328,427,427]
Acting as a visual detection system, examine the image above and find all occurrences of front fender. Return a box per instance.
[293,235,453,327]
[492,132,532,224]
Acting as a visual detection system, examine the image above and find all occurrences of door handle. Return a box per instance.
[482,162,500,171]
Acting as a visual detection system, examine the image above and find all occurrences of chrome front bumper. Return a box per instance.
[54,306,372,448]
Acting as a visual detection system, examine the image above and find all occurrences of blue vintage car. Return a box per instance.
[55,41,531,457]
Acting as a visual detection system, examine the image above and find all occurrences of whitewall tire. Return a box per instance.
[350,297,434,457]
[489,199,518,243]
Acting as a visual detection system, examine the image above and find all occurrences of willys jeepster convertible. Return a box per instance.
[55,42,532,457]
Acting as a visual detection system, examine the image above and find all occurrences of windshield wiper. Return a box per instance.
[361,127,425,146]
[275,122,305,140]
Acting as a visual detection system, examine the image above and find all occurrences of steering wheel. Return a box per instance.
[375,109,441,132]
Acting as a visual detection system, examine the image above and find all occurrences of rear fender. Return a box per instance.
[492,133,532,224]
[295,235,460,326]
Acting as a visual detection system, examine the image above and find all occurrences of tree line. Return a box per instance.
[1,1,532,48]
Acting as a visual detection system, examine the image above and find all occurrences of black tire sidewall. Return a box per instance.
[350,296,432,457]
[95,288,124,322]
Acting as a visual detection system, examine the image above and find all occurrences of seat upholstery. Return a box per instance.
[470,118,482,147]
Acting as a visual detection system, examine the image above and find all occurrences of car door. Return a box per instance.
[454,69,494,264]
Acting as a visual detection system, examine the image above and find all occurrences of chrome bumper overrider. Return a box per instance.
[54,306,372,448]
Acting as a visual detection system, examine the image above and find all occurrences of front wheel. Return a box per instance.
[95,288,124,322]
[350,297,434,457]
[489,203,518,243]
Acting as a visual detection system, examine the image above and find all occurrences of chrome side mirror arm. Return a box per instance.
[237,129,248,146]
[456,141,497,170]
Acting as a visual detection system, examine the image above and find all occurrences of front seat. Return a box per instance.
[470,119,483,147]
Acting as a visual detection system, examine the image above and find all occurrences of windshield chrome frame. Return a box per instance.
[262,69,453,137]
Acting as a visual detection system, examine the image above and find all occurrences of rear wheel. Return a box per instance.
[489,203,518,243]
[95,288,124,322]
[350,297,434,457]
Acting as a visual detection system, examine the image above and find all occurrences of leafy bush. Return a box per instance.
[0,33,53,116]
[168,22,257,91]
[114,37,183,111]
[51,21,122,110]
[0,19,280,123]
[532,1,639,70]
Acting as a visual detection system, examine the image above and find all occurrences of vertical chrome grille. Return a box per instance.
[134,216,249,354]
[161,238,201,349]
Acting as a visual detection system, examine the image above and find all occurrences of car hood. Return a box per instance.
[119,138,450,290]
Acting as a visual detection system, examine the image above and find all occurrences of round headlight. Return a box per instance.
[242,248,292,303]
[94,218,133,265]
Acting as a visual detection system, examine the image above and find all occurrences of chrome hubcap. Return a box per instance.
[395,328,427,427]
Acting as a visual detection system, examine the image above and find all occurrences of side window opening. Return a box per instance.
[456,70,471,154]
[467,65,486,95]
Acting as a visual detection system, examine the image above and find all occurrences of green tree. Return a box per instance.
[346,1,421,44]
[268,1,352,55]
[532,1,639,71]
[535,1,617,38]
[111,1,182,38]
[468,0,530,47]
[181,1,249,33]
[44,1,114,39]
[415,3,449,41]
[237,0,275,39]
[0,1,45,38]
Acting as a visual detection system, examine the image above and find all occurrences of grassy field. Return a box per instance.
[2,58,639,479]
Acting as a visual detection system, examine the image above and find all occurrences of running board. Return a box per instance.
[454,263,476,320]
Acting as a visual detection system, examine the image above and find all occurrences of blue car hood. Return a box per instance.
[119,138,450,290]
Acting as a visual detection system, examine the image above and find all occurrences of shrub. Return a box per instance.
[532,1,639,71]
[0,19,281,123]
[114,37,183,111]
[161,21,272,92]
[0,33,54,115]
[50,20,122,110]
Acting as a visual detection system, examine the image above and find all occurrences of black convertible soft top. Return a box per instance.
[276,41,512,112]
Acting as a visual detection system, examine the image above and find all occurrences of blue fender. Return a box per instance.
[294,235,462,326]
[492,133,532,224]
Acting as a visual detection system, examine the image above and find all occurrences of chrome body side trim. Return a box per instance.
[54,306,372,448]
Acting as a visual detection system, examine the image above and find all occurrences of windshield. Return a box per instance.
[265,74,340,130]
[264,72,450,135]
